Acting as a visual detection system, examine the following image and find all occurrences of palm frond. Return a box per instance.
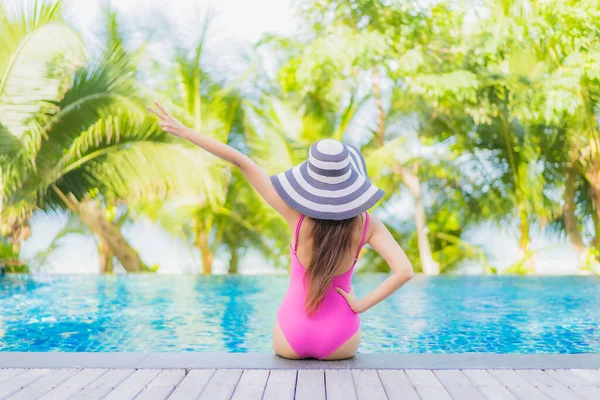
[333,93,370,141]
[364,136,411,192]
[245,99,300,174]
[0,0,84,139]
[0,122,20,154]
[86,141,228,207]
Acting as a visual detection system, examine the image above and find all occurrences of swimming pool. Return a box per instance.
[0,275,598,353]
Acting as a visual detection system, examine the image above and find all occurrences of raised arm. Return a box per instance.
[336,214,413,313]
[147,102,299,223]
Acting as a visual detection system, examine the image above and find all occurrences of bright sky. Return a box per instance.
[64,0,295,39]
[19,0,580,274]
[63,0,297,61]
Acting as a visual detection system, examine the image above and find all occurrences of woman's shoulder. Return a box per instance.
[365,213,384,241]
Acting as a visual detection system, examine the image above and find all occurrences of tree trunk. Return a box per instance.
[592,210,600,259]
[583,163,600,256]
[196,229,213,274]
[98,237,114,274]
[591,185,600,257]
[517,207,535,274]
[498,114,536,273]
[8,221,30,255]
[373,68,438,274]
[229,245,240,274]
[580,87,600,257]
[564,168,587,264]
[589,176,600,227]
[77,201,142,272]
[399,166,440,275]
[51,187,143,273]
[10,235,20,255]
[0,167,3,219]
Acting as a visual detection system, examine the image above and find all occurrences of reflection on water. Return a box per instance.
[0,274,598,353]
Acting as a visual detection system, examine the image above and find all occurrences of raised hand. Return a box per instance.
[147,101,189,138]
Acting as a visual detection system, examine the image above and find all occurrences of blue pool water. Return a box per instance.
[0,275,598,353]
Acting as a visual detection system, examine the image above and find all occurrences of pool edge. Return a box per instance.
[1,353,598,369]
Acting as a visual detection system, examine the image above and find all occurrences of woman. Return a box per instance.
[148,102,414,360]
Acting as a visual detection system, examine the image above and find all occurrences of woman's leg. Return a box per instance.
[323,330,362,361]
[272,321,301,359]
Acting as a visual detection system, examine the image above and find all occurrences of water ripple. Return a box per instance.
[0,274,598,353]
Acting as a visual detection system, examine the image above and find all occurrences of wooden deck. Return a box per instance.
[0,368,599,399]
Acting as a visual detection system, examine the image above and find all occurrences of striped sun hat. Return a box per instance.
[270,139,385,220]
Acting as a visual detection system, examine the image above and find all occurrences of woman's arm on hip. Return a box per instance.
[336,214,414,313]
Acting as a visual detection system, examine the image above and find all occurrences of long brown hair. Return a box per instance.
[304,215,360,315]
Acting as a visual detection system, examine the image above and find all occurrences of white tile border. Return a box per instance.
[0,353,598,369]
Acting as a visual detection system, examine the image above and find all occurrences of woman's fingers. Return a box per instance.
[147,102,183,136]
[336,287,360,313]
[154,101,171,118]
[146,106,165,120]
[335,287,350,300]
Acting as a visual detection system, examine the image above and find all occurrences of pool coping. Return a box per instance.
[0,353,598,369]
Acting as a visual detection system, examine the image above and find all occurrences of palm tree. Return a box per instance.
[370,78,441,275]
[0,0,83,254]
[215,168,291,273]
[1,3,220,273]
[524,0,600,269]
[144,15,248,274]
[457,0,599,272]
[539,1,600,265]
[373,0,567,274]
[272,3,457,274]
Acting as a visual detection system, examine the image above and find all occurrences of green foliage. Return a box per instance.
[0,0,84,141]
[2,0,600,275]
[0,239,28,273]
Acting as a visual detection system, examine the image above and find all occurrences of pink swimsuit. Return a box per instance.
[277,212,369,359]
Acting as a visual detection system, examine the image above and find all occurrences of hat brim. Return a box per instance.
[270,161,385,220]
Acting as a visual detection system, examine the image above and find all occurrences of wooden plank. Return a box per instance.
[434,370,486,400]
[572,369,600,386]
[325,370,357,400]
[405,369,452,400]
[38,369,108,400]
[296,369,325,400]
[135,369,186,400]
[515,369,581,400]
[0,368,51,399]
[167,369,215,400]
[70,369,136,400]
[352,369,387,400]
[545,369,600,400]
[9,369,79,400]
[0,369,26,384]
[488,369,550,400]
[378,370,420,400]
[261,369,297,400]
[462,369,518,400]
[231,370,270,400]
[197,369,243,400]
[103,369,162,400]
